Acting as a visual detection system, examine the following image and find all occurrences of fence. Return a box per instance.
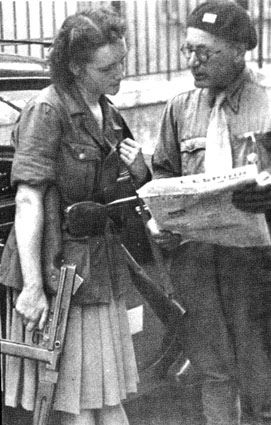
[0,0,270,80]
[124,0,271,77]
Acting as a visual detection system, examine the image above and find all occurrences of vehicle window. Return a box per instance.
[0,90,38,146]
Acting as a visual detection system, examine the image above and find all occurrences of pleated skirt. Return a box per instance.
[2,289,139,415]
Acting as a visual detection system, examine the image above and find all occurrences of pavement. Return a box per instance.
[2,385,205,425]
[125,383,205,425]
[3,384,270,425]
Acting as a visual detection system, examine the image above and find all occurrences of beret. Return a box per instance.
[187,1,257,50]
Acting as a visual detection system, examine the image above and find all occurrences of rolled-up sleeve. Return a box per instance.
[11,101,62,187]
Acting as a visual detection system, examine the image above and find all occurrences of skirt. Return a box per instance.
[3,289,139,415]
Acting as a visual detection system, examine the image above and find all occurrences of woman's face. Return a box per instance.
[75,37,127,96]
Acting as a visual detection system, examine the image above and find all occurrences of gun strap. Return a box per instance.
[55,85,136,200]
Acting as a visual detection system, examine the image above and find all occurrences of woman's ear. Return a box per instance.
[69,61,80,77]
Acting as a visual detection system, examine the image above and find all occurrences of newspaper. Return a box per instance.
[137,164,271,247]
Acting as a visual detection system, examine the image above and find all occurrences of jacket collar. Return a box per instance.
[207,66,252,113]
[59,84,116,152]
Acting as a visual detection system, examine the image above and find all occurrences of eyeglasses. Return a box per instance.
[180,44,222,63]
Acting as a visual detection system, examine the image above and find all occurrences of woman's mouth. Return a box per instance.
[193,73,207,80]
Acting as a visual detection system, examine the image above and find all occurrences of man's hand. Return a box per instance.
[15,286,49,332]
[232,171,271,213]
[147,217,182,251]
[119,138,148,184]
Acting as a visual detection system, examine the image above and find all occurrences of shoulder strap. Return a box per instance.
[105,96,134,141]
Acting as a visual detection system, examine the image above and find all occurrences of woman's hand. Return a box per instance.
[232,171,271,213]
[15,286,49,332]
[119,138,149,185]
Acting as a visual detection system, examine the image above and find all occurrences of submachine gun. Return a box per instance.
[1,265,81,424]
[0,186,83,425]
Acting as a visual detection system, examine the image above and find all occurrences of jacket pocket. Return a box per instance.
[62,234,112,304]
[180,137,206,175]
[59,141,101,202]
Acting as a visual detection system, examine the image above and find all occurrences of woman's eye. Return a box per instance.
[100,67,112,73]
[99,60,125,73]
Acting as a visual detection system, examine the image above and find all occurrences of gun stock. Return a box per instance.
[0,264,78,425]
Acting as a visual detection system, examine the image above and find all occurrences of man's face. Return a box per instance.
[185,28,241,89]
[77,37,127,96]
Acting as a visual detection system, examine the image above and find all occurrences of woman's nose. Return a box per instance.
[118,63,125,78]
[115,63,125,79]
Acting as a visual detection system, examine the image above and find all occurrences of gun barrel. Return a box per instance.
[121,244,185,327]
[106,195,138,208]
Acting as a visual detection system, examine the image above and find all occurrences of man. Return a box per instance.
[151,2,271,424]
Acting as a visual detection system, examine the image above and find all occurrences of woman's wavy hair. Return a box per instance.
[49,7,126,89]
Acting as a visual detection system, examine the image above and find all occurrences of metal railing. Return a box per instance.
[0,0,270,80]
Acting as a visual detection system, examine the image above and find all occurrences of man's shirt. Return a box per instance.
[152,67,271,178]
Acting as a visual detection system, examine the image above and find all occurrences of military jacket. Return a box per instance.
[3,84,143,304]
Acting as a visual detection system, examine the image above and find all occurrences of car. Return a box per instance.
[0,40,186,425]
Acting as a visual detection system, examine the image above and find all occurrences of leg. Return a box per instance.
[59,409,96,425]
[202,380,241,425]
[97,404,129,425]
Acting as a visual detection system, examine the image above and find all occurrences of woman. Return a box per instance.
[2,7,150,425]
